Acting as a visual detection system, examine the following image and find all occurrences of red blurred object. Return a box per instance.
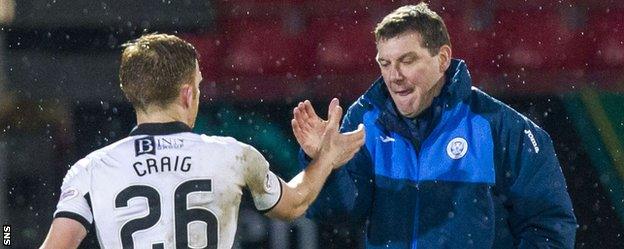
[216,18,313,101]
[222,18,312,78]
[178,33,225,82]
[308,15,378,75]
[442,10,499,83]
[495,9,585,71]
[179,33,226,99]
[587,9,624,70]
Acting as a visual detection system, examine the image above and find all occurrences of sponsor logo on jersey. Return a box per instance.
[135,136,156,156]
[446,137,468,159]
[155,138,184,150]
[135,137,184,156]
[59,188,79,202]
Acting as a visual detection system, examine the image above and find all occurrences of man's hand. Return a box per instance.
[292,99,334,159]
[293,98,364,168]
[269,99,364,220]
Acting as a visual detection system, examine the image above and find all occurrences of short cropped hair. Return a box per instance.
[374,2,451,56]
[119,34,198,111]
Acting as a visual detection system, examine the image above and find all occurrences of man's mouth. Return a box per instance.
[394,88,413,97]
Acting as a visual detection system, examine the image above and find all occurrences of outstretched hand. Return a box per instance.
[292,98,365,169]
[291,99,334,159]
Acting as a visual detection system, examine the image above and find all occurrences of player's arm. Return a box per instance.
[265,136,363,221]
[39,218,86,249]
[269,99,364,220]
[293,98,374,223]
[245,98,365,220]
[40,158,94,249]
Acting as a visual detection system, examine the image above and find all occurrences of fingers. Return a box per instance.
[291,118,303,140]
[293,103,313,130]
[327,98,343,129]
[302,100,321,121]
[297,101,310,121]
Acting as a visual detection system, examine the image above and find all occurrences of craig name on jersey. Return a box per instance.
[133,135,192,176]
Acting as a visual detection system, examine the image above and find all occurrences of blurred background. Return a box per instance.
[0,0,623,248]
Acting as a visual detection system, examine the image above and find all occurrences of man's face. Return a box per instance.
[188,61,202,128]
[376,31,447,118]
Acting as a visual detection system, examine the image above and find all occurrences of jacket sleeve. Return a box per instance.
[499,117,577,249]
[298,101,375,224]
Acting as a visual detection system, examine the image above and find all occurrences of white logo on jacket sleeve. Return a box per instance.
[446,137,468,159]
[524,129,540,153]
[379,135,395,143]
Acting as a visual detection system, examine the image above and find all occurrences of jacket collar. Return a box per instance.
[129,121,192,136]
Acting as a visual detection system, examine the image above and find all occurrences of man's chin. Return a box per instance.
[399,109,418,118]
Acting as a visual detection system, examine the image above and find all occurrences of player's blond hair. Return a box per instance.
[119,34,198,111]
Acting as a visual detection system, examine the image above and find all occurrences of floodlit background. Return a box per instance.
[0,0,623,248]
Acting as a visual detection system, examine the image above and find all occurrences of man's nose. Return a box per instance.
[387,64,404,83]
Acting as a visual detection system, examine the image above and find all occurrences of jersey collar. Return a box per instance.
[129,121,192,136]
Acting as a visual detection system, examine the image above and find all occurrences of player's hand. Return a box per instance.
[314,98,365,169]
[291,99,331,159]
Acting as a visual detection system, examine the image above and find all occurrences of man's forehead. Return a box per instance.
[376,32,425,59]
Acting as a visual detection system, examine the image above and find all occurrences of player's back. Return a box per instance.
[54,122,282,249]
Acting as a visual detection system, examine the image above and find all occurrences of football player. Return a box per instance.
[40,34,364,249]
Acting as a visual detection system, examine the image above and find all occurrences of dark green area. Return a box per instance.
[563,93,624,225]
[195,104,301,180]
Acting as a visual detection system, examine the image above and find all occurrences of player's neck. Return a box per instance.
[136,105,191,127]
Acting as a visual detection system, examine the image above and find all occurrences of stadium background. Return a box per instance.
[0,0,623,248]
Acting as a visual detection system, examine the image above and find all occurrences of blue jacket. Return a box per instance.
[300,59,577,248]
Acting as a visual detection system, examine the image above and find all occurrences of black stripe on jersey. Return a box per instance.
[129,121,192,136]
[55,211,91,231]
[152,243,164,249]
[84,193,97,236]
[85,193,93,212]
[258,178,284,214]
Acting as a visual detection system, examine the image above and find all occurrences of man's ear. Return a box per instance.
[180,84,193,108]
[438,45,452,72]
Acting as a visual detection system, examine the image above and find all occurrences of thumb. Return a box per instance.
[343,123,365,136]
[343,123,365,143]
[327,98,338,119]
[327,98,343,128]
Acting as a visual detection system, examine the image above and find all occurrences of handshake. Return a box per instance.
[291,98,365,170]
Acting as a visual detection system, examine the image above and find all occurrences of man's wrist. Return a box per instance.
[313,153,336,175]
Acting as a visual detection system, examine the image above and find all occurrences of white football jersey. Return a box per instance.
[53,122,283,249]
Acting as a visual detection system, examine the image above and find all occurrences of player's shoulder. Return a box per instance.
[85,136,136,159]
[62,145,115,182]
[197,135,266,169]
[198,134,239,145]
[197,134,258,154]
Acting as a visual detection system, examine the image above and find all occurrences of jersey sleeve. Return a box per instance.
[241,144,283,213]
[53,157,94,230]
